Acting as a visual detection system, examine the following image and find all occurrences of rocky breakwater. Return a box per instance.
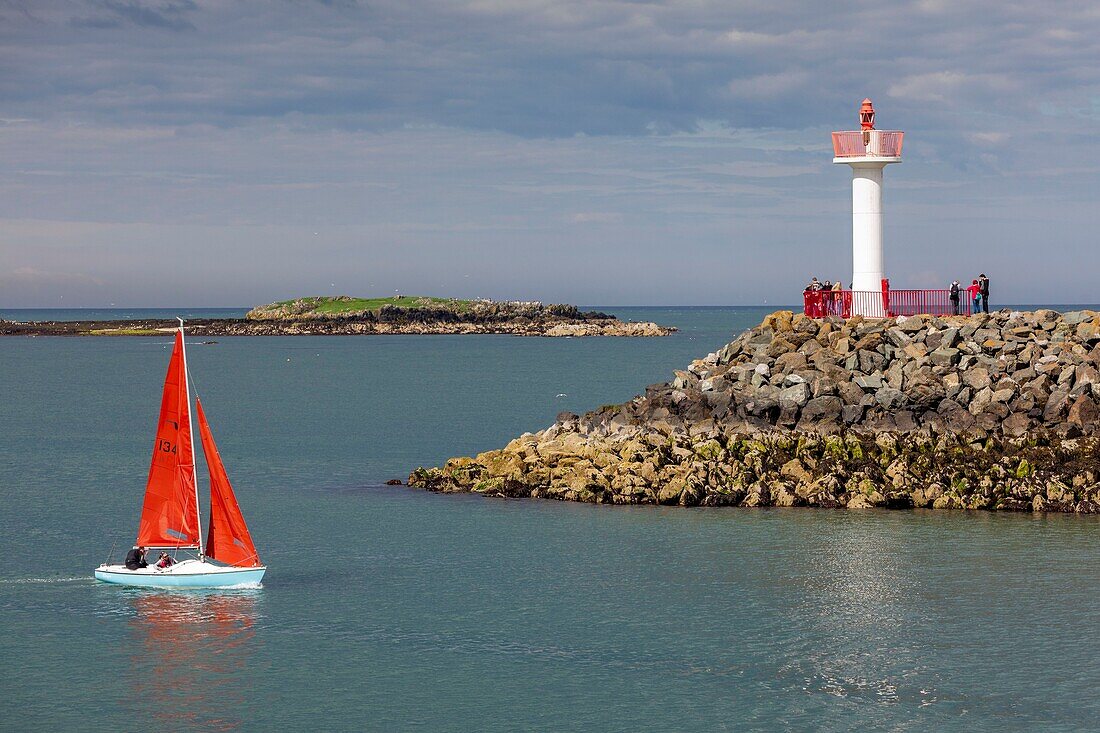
[410,309,1100,513]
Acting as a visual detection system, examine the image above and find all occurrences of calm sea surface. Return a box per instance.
[1,306,1097,732]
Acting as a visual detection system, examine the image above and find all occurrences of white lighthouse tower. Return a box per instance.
[833,99,903,316]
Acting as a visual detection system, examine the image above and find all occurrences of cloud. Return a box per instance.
[2,267,105,286]
[966,131,1009,146]
[726,70,811,100]
[887,71,1017,104]
[71,0,197,31]
[570,212,623,224]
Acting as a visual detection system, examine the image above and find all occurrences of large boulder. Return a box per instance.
[929,347,960,366]
[932,399,975,432]
[799,396,843,427]
[1002,412,1031,437]
[779,382,812,407]
[1068,395,1099,430]
[963,368,991,391]
[875,387,908,410]
[906,371,947,410]
[774,352,808,373]
[1044,390,1071,422]
[855,374,883,391]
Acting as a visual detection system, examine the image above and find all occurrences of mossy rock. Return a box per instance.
[693,439,724,460]
[844,435,865,460]
[407,466,445,487]
[824,434,847,460]
[657,478,687,505]
[471,477,505,494]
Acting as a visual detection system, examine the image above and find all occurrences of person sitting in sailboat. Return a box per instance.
[124,546,148,570]
[156,552,176,569]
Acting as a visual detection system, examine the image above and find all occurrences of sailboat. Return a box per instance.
[95,321,266,588]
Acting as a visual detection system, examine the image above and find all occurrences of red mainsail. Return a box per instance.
[136,331,201,547]
[196,399,261,567]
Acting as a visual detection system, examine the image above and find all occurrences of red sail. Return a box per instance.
[136,331,200,547]
[196,399,261,567]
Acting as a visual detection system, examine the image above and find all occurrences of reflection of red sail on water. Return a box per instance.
[126,592,261,731]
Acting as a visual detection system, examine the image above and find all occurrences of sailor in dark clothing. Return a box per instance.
[124,546,148,570]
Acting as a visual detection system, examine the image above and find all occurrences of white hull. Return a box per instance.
[94,558,265,588]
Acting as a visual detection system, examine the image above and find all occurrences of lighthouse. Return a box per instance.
[833,99,903,316]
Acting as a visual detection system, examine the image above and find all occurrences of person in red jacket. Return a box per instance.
[966,279,981,314]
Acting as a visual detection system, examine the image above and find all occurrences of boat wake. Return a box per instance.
[2,576,92,584]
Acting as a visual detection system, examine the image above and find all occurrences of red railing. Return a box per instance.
[802,290,876,318]
[804,286,972,319]
[886,289,972,317]
[832,130,904,158]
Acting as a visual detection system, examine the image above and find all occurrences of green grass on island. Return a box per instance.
[302,295,474,314]
[251,295,478,318]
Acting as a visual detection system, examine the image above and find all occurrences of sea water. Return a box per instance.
[1,307,1098,732]
[0,307,250,322]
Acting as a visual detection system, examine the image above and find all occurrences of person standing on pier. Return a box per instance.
[828,279,843,317]
[978,273,990,312]
[949,280,961,315]
[967,280,981,314]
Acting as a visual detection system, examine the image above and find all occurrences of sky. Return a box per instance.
[1,0,1099,307]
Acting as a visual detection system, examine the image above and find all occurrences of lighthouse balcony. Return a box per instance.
[831,130,904,161]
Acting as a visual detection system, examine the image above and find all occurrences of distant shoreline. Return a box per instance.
[2,294,678,337]
[0,317,674,338]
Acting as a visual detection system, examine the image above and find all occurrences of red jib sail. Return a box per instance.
[196,399,261,567]
[136,331,201,547]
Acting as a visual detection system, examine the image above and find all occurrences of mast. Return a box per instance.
[178,317,205,559]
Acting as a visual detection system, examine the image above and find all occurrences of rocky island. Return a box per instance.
[410,309,1100,513]
[0,296,672,337]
